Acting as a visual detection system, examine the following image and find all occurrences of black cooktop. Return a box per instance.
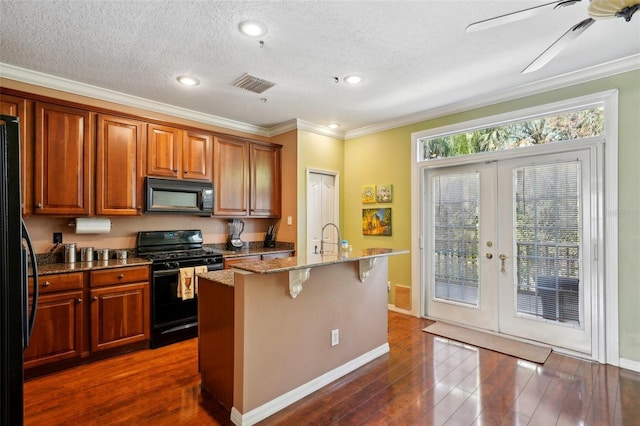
[136,230,223,262]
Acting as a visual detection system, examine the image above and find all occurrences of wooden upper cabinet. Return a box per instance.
[96,115,145,215]
[34,102,92,215]
[213,136,249,216]
[147,124,212,181]
[183,131,212,180]
[250,143,281,217]
[147,123,181,178]
[213,136,281,217]
[0,94,32,215]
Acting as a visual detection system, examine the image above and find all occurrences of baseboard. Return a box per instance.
[230,343,390,426]
[388,304,413,315]
[619,357,640,373]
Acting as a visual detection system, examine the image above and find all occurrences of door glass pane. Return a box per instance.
[513,162,581,325]
[432,172,480,306]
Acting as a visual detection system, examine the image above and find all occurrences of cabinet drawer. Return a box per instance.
[90,266,149,287]
[29,272,83,295]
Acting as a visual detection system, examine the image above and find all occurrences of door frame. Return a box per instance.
[410,90,618,365]
[305,168,340,257]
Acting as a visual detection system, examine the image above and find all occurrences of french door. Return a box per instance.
[424,149,594,354]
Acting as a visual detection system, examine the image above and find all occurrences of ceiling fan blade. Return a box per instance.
[466,0,582,33]
[522,18,595,74]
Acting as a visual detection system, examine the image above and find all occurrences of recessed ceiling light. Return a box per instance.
[328,123,340,129]
[177,76,200,86]
[239,20,267,37]
[344,75,364,85]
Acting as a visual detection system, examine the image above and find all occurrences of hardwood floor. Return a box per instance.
[24,312,640,425]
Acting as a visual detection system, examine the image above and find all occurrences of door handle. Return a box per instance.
[499,254,507,272]
[486,253,493,259]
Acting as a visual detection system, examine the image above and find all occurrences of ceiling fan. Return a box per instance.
[466,0,640,73]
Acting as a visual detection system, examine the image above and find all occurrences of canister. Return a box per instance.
[114,250,128,260]
[79,247,94,262]
[96,249,110,261]
[63,243,77,263]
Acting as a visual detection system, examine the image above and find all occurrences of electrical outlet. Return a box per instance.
[331,329,339,347]
[53,232,63,244]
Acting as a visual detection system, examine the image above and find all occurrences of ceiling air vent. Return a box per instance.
[232,73,276,94]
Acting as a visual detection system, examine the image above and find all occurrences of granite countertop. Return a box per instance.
[31,257,152,276]
[198,270,235,287]
[218,247,295,258]
[229,248,409,274]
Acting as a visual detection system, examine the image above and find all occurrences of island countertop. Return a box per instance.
[227,247,408,274]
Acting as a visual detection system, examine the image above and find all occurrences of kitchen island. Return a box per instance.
[197,248,408,426]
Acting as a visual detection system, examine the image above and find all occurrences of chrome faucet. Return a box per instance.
[320,222,341,255]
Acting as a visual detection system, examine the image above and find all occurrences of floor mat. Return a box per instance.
[423,322,551,364]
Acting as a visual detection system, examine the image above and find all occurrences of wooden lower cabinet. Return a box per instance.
[89,266,150,352]
[90,282,149,352]
[24,291,83,369]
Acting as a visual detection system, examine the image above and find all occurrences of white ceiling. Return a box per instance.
[1,1,639,137]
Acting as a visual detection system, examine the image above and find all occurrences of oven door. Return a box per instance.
[152,269,198,329]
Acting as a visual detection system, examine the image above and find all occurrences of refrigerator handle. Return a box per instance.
[21,219,38,352]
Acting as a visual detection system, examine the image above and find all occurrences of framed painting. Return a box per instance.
[361,185,376,204]
[362,208,392,236]
[376,184,393,203]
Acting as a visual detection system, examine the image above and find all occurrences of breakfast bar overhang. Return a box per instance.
[197,248,408,426]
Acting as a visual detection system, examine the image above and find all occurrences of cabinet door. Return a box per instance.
[34,102,92,215]
[24,291,83,369]
[0,94,32,214]
[213,137,249,216]
[147,123,181,178]
[183,131,212,180]
[250,144,281,217]
[96,115,145,215]
[90,282,149,352]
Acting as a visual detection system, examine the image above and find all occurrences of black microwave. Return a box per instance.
[145,177,214,216]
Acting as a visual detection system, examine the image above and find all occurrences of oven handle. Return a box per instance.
[153,264,222,278]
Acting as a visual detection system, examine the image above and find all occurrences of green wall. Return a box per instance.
[296,130,345,257]
[343,69,640,362]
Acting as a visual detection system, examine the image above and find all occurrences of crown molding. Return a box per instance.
[344,54,640,140]
[0,63,272,137]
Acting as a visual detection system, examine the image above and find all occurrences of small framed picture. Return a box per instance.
[376,184,393,203]
[362,208,392,236]
[361,185,376,204]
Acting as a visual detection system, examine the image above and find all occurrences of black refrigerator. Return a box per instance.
[0,114,39,425]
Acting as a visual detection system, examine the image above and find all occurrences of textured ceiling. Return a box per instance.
[1,1,639,135]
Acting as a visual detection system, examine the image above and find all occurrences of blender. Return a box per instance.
[227,219,245,251]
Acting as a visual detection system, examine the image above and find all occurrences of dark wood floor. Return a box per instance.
[24,312,640,425]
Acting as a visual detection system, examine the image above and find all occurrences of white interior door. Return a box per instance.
[424,149,594,355]
[307,171,337,256]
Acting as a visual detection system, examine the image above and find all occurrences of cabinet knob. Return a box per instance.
[118,273,125,279]
[184,170,188,174]
[76,298,82,303]
[92,296,98,301]
[43,281,51,287]
[36,203,43,208]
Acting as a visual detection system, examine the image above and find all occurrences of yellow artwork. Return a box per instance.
[361,185,376,204]
[362,208,392,236]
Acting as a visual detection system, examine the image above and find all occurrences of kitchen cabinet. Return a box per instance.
[96,114,145,215]
[147,124,212,181]
[24,273,84,369]
[34,102,92,215]
[213,136,281,217]
[89,266,150,352]
[0,94,32,214]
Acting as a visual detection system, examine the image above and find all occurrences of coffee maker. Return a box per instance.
[227,219,245,251]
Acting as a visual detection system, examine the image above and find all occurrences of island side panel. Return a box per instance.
[198,277,235,410]
[233,257,389,413]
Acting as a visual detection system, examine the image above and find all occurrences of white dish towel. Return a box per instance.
[178,267,195,300]
[193,265,208,295]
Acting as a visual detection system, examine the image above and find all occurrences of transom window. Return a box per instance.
[419,106,603,161]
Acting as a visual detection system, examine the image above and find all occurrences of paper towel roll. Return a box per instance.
[74,218,112,234]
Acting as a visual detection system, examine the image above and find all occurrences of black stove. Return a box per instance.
[137,230,224,348]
